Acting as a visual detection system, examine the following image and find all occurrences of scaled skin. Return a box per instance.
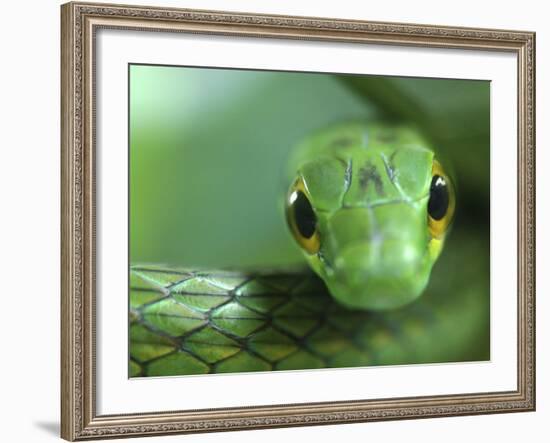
[287,122,445,310]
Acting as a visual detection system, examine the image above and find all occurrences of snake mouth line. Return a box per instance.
[320,247,430,286]
[317,249,334,275]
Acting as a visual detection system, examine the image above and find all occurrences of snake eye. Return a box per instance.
[286,178,320,254]
[428,160,455,239]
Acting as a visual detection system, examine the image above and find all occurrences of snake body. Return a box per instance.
[129,123,487,377]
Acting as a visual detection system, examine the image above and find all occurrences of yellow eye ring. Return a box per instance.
[286,178,321,254]
[428,160,456,239]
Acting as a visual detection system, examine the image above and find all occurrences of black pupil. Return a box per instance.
[292,191,316,238]
[428,175,449,221]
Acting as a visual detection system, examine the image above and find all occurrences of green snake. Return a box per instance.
[129,76,489,377]
[285,122,454,310]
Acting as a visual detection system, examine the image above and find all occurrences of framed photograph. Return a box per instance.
[61,1,536,440]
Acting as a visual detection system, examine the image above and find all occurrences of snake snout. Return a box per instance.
[324,206,432,310]
[328,242,430,311]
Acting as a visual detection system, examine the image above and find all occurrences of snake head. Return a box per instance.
[286,123,455,311]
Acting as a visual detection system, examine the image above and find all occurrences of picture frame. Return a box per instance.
[60,1,536,440]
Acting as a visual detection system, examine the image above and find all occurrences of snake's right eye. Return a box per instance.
[286,178,320,254]
[428,160,455,239]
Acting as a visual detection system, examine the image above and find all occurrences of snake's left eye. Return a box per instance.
[428,160,455,239]
[286,178,320,254]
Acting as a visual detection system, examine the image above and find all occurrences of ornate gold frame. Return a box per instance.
[61,2,536,440]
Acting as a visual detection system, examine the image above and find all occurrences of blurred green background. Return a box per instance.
[129,65,490,271]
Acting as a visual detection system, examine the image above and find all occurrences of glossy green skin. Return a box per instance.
[129,224,488,377]
[288,122,440,310]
